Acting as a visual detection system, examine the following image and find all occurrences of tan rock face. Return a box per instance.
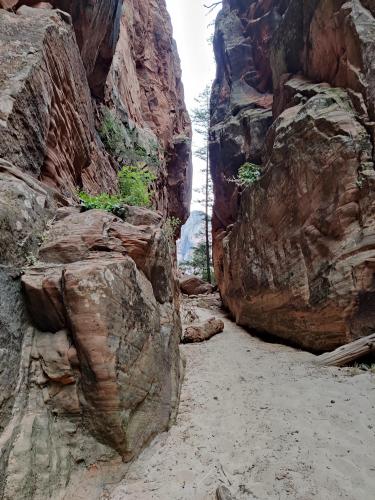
[210,0,375,350]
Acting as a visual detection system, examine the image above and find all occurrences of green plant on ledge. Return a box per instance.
[237,162,261,186]
[79,165,156,215]
[78,192,122,212]
[118,165,156,207]
[164,216,181,246]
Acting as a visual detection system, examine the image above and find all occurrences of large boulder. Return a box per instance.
[0,208,183,498]
[210,0,375,351]
[219,84,375,351]
[179,275,214,296]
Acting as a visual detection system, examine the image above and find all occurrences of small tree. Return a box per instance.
[191,85,213,284]
[180,242,214,282]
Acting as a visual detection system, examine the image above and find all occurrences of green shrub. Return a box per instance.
[118,165,156,207]
[237,162,261,186]
[79,165,156,215]
[79,192,122,211]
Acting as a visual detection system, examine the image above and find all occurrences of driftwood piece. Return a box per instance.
[314,333,375,367]
[182,317,224,343]
[216,485,236,500]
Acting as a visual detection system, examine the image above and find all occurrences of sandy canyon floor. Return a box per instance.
[69,297,375,500]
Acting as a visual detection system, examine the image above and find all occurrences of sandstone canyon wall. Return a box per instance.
[0,1,191,498]
[210,0,375,351]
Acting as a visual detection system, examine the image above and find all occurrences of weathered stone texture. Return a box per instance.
[210,0,375,350]
[0,1,190,497]
[0,7,117,197]
[1,206,183,499]
[0,1,192,220]
[179,275,214,296]
[182,318,224,344]
[105,0,192,222]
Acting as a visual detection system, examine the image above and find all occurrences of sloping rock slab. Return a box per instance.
[0,7,116,197]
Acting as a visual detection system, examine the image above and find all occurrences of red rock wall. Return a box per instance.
[0,7,118,197]
[105,0,192,222]
[0,1,191,496]
[210,0,375,351]
[0,0,192,221]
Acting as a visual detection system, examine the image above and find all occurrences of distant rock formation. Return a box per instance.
[177,210,205,263]
[210,0,375,351]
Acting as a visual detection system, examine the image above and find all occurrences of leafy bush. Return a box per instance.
[79,192,122,212]
[237,162,261,186]
[118,165,156,207]
[79,165,156,214]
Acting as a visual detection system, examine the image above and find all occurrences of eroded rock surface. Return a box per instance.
[0,7,117,197]
[1,206,183,499]
[105,0,192,222]
[0,0,192,220]
[182,318,224,344]
[0,1,190,497]
[0,0,122,98]
[210,0,375,351]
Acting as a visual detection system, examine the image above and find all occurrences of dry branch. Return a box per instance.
[216,485,236,500]
[314,333,375,367]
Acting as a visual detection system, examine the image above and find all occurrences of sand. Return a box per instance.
[105,300,375,500]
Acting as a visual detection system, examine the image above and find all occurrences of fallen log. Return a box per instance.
[314,333,375,367]
[182,317,224,343]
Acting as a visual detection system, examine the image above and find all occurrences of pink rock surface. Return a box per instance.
[210,0,375,351]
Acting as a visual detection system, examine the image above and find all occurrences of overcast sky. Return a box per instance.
[165,0,218,211]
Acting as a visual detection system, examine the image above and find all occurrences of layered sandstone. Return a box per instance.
[0,0,192,221]
[0,0,122,98]
[0,1,190,497]
[0,7,117,197]
[105,0,192,222]
[0,166,184,499]
[210,0,375,351]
